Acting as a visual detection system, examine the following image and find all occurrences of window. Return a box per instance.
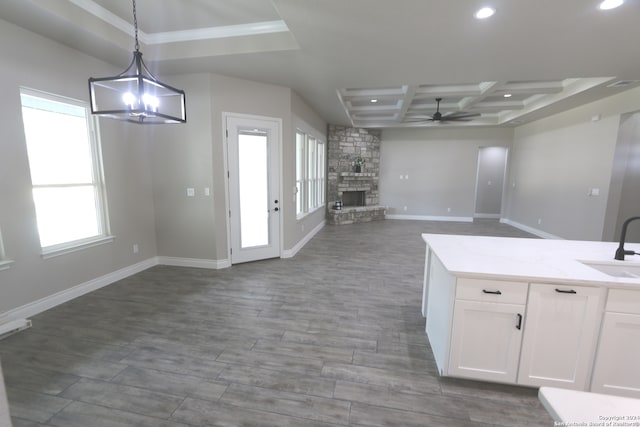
[296,129,325,217]
[0,226,11,271]
[20,88,111,256]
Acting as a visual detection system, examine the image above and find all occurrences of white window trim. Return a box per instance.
[295,126,326,220]
[0,223,12,271]
[41,235,115,259]
[0,260,14,272]
[20,87,112,256]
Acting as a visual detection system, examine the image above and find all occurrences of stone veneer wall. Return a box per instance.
[327,125,385,224]
[327,125,381,205]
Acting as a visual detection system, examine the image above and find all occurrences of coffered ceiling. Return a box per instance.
[1,0,639,128]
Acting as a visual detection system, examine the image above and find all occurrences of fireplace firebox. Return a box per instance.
[342,191,365,207]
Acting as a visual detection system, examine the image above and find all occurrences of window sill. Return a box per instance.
[297,205,326,220]
[0,260,14,271]
[41,235,115,260]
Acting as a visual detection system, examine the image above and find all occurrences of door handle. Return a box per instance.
[555,288,577,294]
[516,313,523,330]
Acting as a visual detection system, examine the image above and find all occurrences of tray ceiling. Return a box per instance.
[0,0,638,128]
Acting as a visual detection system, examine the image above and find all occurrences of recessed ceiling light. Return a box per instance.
[475,7,496,19]
[503,93,512,98]
[599,0,624,10]
[370,99,378,103]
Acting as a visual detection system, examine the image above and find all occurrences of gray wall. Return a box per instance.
[148,74,217,261]
[379,128,513,219]
[503,87,640,241]
[0,19,157,313]
[149,73,327,262]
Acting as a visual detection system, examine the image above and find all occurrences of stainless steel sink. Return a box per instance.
[580,261,640,279]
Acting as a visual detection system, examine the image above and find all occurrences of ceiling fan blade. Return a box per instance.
[442,112,480,119]
[439,117,475,122]
[404,116,434,122]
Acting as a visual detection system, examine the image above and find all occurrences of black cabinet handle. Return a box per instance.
[482,289,502,295]
[274,207,279,212]
[516,313,523,330]
[555,288,577,294]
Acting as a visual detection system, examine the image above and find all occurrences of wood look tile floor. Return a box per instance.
[0,219,554,426]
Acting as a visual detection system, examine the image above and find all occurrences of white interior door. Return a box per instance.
[226,114,281,264]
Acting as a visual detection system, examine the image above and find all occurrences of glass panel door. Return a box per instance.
[238,131,269,248]
[226,114,281,264]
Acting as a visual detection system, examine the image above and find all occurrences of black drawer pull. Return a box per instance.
[555,288,577,294]
[482,289,502,295]
[516,313,523,330]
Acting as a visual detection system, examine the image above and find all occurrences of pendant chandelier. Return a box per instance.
[88,0,186,124]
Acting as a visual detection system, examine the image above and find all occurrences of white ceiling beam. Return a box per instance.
[397,85,418,122]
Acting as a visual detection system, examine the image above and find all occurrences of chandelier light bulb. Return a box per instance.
[142,93,159,112]
[122,92,136,107]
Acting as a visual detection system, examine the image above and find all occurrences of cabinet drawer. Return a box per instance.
[456,278,528,304]
[606,289,640,314]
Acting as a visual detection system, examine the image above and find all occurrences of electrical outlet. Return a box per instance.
[538,218,542,225]
[447,207,452,212]
[133,244,139,254]
[403,206,408,211]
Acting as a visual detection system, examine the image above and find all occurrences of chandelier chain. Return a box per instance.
[132,0,139,52]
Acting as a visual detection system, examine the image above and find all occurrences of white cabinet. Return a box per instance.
[591,289,640,398]
[517,283,605,390]
[448,278,526,383]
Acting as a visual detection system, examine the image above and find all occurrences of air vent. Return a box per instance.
[607,80,639,88]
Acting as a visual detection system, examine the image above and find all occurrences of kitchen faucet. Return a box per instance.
[614,216,640,260]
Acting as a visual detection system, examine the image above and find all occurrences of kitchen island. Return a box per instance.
[421,234,640,398]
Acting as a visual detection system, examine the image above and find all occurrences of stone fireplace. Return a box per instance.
[326,125,386,225]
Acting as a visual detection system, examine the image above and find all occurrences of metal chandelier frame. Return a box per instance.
[88,0,186,124]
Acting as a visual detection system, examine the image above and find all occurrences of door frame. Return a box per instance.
[473,146,509,219]
[222,112,283,264]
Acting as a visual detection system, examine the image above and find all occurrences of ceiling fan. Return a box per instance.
[406,97,480,123]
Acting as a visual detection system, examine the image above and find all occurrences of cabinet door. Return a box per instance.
[591,312,640,398]
[449,300,524,383]
[517,284,604,390]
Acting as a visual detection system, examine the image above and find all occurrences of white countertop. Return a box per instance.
[422,234,640,288]
[539,386,640,423]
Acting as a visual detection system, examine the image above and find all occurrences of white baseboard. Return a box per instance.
[500,218,563,240]
[282,220,326,258]
[157,256,231,269]
[386,214,474,222]
[474,213,501,219]
[0,258,157,323]
[0,318,32,340]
